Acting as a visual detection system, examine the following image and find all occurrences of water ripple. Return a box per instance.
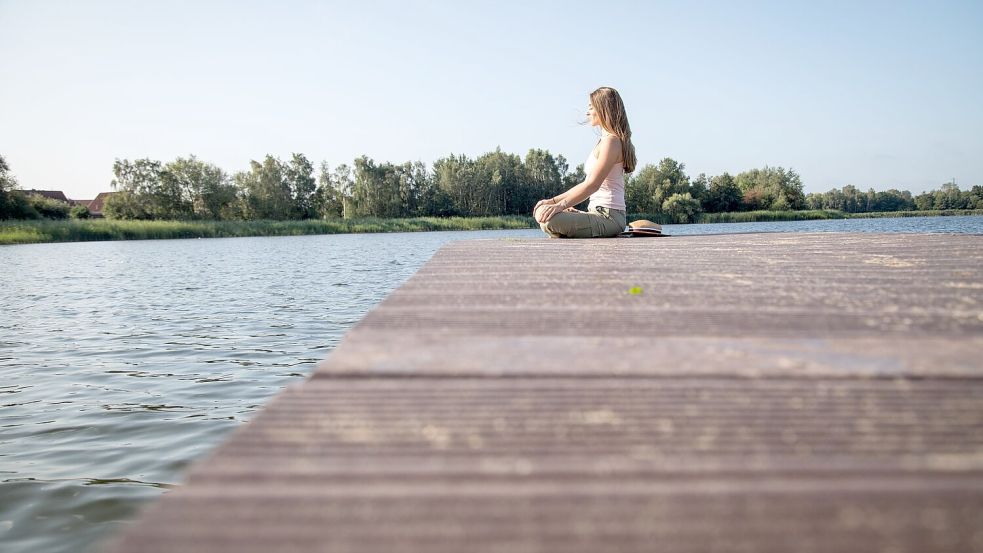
[0,229,542,553]
[0,221,980,552]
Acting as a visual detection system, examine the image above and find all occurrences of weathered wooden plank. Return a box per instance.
[318,234,983,377]
[104,233,983,553]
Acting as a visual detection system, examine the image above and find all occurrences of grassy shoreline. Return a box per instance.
[0,216,537,245]
[628,208,983,225]
[1,209,980,245]
[696,208,983,224]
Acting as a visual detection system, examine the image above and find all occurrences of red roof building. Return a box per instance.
[86,192,115,217]
[20,189,115,217]
[25,190,72,203]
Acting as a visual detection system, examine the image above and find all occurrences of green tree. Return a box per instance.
[284,153,317,219]
[475,148,524,215]
[734,166,805,210]
[351,156,407,218]
[236,156,294,219]
[914,192,934,211]
[27,194,70,218]
[399,160,431,217]
[103,190,150,219]
[966,185,983,209]
[165,156,236,219]
[704,172,741,212]
[70,204,91,219]
[690,173,710,206]
[315,162,344,218]
[106,159,168,219]
[933,182,966,210]
[0,154,15,217]
[809,186,916,212]
[433,154,475,216]
[333,164,356,218]
[0,154,36,219]
[662,192,702,223]
[521,149,564,213]
[0,154,12,188]
[741,186,767,211]
[840,185,865,212]
[806,188,845,211]
[626,158,689,213]
[155,167,191,218]
[415,160,453,217]
[871,189,915,211]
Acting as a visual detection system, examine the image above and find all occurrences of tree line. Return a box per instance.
[100,149,587,220]
[1,152,980,221]
[627,159,982,222]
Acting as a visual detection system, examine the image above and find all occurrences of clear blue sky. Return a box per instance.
[2,0,981,200]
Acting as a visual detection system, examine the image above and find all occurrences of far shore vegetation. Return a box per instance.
[0,216,532,245]
[2,151,980,245]
[2,209,980,246]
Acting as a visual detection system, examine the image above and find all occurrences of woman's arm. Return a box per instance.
[536,136,621,222]
[555,136,621,206]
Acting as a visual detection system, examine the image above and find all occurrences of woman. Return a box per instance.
[534,86,636,238]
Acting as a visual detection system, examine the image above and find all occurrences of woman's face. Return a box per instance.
[586,103,599,127]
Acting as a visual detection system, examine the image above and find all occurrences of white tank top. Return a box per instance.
[584,143,626,211]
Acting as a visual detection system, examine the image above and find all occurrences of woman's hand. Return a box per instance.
[535,199,568,223]
[533,198,552,223]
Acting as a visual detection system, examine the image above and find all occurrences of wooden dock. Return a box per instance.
[106,232,983,553]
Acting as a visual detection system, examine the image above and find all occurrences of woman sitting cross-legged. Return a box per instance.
[534,86,637,238]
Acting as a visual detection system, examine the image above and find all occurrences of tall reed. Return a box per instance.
[0,216,539,245]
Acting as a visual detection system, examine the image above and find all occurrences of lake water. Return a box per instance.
[2,215,981,553]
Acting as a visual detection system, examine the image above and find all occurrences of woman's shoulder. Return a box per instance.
[593,134,621,156]
[594,134,622,163]
[600,134,621,149]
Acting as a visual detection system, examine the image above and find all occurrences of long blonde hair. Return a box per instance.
[590,86,637,173]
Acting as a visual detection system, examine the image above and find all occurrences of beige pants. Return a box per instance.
[540,205,627,238]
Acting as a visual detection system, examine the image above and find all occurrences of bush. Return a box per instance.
[103,190,152,219]
[70,204,91,219]
[662,192,702,223]
[27,194,70,219]
[0,190,39,219]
